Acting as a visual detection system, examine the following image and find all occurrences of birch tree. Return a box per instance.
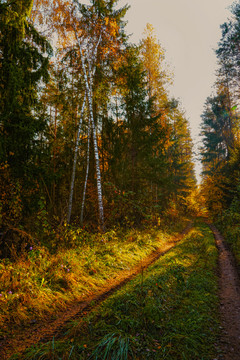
[81,116,91,224]
[71,14,104,229]
[65,0,127,228]
[67,92,86,223]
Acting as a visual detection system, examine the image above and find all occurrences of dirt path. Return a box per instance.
[0,223,192,360]
[209,224,240,360]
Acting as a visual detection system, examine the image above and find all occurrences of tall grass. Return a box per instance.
[217,211,240,266]
[0,224,179,337]
[20,222,221,360]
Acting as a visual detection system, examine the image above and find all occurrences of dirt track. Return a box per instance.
[209,224,240,360]
[0,223,192,360]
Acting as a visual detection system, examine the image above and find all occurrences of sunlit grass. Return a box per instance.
[0,223,185,337]
[20,222,220,360]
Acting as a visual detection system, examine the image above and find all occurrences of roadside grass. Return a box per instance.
[216,214,240,266]
[19,222,220,360]
[0,222,186,337]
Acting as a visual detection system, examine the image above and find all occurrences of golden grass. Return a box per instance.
[0,225,183,335]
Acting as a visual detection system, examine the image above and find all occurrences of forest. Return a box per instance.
[0,0,240,359]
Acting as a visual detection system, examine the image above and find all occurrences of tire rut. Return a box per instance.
[209,223,240,360]
[0,223,192,360]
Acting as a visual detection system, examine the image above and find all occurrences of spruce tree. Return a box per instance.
[0,1,52,178]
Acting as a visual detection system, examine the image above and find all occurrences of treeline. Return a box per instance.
[200,1,240,249]
[0,0,195,239]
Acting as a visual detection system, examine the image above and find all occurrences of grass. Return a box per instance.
[19,221,221,360]
[216,213,240,267]
[0,221,187,338]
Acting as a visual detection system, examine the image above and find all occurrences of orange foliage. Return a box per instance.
[200,172,228,218]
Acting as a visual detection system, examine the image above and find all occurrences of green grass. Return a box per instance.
[217,212,240,266]
[0,223,185,337]
[19,221,221,360]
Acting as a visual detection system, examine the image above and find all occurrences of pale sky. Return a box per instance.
[116,0,234,182]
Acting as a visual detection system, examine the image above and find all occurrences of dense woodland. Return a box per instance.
[200,1,240,256]
[0,0,196,243]
[2,1,240,359]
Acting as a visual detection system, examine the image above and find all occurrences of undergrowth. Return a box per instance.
[19,222,220,360]
[0,222,184,337]
[216,210,240,266]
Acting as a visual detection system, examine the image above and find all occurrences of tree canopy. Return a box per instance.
[0,0,196,237]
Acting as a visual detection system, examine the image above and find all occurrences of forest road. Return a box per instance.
[209,224,240,360]
[0,222,193,360]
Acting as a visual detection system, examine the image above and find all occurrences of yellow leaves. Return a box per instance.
[140,23,172,106]
[112,52,125,72]
[104,17,118,37]
[200,171,228,217]
[102,18,119,50]
[31,0,75,49]
[108,19,118,38]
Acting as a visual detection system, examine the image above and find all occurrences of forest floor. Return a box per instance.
[1,221,240,359]
[0,223,192,360]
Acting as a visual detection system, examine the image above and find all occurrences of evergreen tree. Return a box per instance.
[0,0,52,227]
[200,93,233,175]
[0,0,52,178]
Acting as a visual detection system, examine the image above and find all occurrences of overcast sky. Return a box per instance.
[116,0,234,181]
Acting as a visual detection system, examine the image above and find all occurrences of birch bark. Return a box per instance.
[67,92,86,223]
[80,116,91,224]
[73,23,105,230]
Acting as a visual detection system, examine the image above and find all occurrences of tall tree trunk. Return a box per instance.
[89,95,105,229]
[67,93,86,223]
[80,117,91,224]
[73,25,105,230]
[52,106,57,207]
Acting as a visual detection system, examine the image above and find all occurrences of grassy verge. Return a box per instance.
[20,221,220,360]
[0,222,188,337]
[216,214,240,266]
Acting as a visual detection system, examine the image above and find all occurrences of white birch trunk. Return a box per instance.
[67,93,87,223]
[89,92,105,229]
[73,25,105,230]
[80,117,91,224]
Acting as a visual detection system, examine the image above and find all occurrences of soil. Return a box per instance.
[209,224,240,360]
[0,223,192,360]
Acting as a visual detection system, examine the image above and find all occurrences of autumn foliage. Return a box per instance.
[0,0,196,247]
